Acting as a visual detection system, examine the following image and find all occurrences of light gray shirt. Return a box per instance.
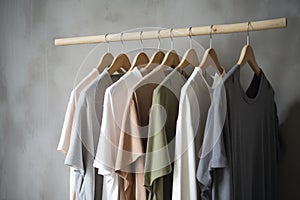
[172,67,224,200]
[65,70,121,200]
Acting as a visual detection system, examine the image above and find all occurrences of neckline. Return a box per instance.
[160,66,187,91]
[131,67,144,79]
[122,68,144,88]
[149,64,170,79]
[236,65,263,104]
[93,67,100,75]
[195,67,224,92]
[101,68,113,84]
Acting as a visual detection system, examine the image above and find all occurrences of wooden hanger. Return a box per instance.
[237,45,260,76]
[200,48,223,75]
[160,29,180,68]
[129,52,149,70]
[129,31,149,71]
[237,22,260,76]
[96,34,114,73]
[178,48,199,72]
[144,30,165,72]
[199,25,223,75]
[144,51,165,71]
[97,52,114,73]
[177,27,199,72]
[107,33,131,75]
[160,50,180,68]
[107,53,131,75]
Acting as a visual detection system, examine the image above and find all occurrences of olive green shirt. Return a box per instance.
[144,68,187,200]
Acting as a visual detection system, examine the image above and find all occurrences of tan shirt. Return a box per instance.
[115,66,170,200]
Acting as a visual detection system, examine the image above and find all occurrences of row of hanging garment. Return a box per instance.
[57,28,280,200]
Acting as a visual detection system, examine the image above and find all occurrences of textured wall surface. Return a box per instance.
[0,0,299,199]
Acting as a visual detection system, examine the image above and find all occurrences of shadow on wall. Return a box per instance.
[278,101,300,199]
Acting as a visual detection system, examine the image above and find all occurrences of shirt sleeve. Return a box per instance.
[115,91,146,199]
[94,91,117,175]
[64,95,87,175]
[115,91,145,171]
[70,168,77,200]
[196,82,228,199]
[144,86,179,200]
[273,102,281,162]
[172,88,200,200]
[57,91,76,155]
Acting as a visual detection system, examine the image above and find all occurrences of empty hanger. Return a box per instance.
[199,25,223,75]
[144,29,165,72]
[160,28,180,68]
[177,27,200,72]
[97,33,114,73]
[129,31,149,71]
[237,22,261,76]
[108,32,131,75]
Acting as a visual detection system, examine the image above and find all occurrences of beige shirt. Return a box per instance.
[57,68,99,200]
[93,68,144,200]
[57,68,99,154]
[115,66,170,200]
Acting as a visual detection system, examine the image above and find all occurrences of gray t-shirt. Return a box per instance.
[197,65,280,200]
[65,70,121,200]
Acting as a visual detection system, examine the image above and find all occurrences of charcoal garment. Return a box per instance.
[197,65,280,200]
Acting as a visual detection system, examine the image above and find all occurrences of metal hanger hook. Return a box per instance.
[209,25,213,48]
[105,33,110,52]
[120,32,124,52]
[140,31,144,51]
[247,21,251,45]
[157,29,161,49]
[170,28,174,50]
[188,27,193,49]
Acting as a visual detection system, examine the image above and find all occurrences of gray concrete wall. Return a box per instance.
[0,0,299,199]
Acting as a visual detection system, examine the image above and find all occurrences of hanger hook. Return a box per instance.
[120,32,124,52]
[247,21,251,45]
[157,29,161,49]
[188,27,193,49]
[210,25,213,48]
[170,28,174,50]
[140,31,144,51]
[105,33,110,52]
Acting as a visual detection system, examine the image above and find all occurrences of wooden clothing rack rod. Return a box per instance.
[54,17,287,46]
